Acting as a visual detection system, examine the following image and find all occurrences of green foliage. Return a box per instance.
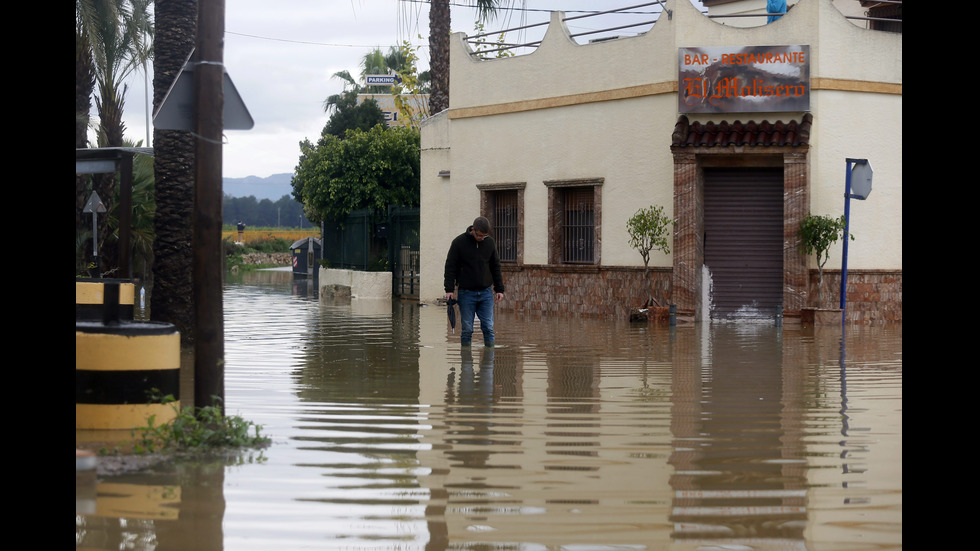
[106,145,155,279]
[245,236,292,254]
[293,125,420,225]
[323,93,386,138]
[76,230,94,276]
[323,43,430,131]
[76,140,154,278]
[391,41,431,129]
[799,213,854,307]
[626,205,672,274]
[128,396,270,455]
[77,0,154,147]
[223,236,291,271]
[470,21,515,60]
[799,213,851,269]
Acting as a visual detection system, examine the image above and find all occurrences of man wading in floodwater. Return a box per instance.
[444,216,505,347]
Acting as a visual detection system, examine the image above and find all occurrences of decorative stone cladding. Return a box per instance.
[805,269,902,324]
[500,265,672,320]
[670,115,812,322]
[496,264,900,324]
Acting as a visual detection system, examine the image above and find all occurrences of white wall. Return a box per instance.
[420,0,902,302]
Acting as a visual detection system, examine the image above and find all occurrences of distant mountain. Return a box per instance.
[223,173,294,200]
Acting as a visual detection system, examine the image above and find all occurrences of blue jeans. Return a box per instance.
[457,286,495,346]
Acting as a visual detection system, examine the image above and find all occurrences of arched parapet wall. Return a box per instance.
[447,0,901,117]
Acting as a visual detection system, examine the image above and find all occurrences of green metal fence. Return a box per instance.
[388,206,420,298]
[321,210,373,270]
[319,207,420,298]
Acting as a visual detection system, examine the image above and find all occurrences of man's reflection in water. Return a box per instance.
[430,347,509,550]
[445,346,496,468]
[459,346,495,406]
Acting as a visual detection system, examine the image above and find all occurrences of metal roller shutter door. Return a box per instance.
[704,168,784,321]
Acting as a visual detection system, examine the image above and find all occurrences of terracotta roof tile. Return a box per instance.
[671,113,812,148]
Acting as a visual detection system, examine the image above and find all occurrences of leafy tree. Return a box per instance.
[627,205,672,308]
[799,213,853,308]
[627,205,672,276]
[323,93,386,138]
[292,125,420,225]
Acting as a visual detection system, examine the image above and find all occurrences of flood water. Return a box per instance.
[77,269,902,550]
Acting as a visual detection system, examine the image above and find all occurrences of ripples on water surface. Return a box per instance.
[77,270,901,550]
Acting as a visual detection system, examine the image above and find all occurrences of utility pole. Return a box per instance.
[193,0,226,412]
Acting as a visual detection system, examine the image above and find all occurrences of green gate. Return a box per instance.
[387,206,420,298]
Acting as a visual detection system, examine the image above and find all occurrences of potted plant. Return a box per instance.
[627,205,672,321]
[799,213,853,324]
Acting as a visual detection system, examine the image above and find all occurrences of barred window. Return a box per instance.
[546,178,602,265]
[493,191,519,262]
[479,183,525,264]
[562,187,594,264]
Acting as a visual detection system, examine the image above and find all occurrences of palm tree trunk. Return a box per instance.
[428,0,450,115]
[151,0,198,345]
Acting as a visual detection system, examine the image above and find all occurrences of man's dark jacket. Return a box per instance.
[444,226,506,294]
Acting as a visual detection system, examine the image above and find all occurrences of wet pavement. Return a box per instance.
[77,269,902,550]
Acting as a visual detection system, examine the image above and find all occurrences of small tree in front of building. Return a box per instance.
[627,205,672,307]
[799,213,853,308]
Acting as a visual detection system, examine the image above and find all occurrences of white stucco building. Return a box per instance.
[420,0,901,324]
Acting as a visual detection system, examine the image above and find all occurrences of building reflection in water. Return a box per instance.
[669,324,807,549]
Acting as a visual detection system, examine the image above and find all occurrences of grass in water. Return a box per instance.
[113,395,271,456]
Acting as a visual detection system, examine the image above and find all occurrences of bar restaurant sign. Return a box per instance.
[678,45,810,113]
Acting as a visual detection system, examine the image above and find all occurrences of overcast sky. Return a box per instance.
[114,1,698,179]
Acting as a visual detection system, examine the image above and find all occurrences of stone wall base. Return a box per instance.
[501,265,671,320]
[493,265,900,324]
[806,269,902,324]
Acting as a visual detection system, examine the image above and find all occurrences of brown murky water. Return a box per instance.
[77,269,902,550]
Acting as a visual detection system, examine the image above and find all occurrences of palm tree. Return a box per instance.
[151,0,198,345]
[325,46,415,110]
[76,8,95,150]
[428,1,510,115]
[76,0,153,274]
[78,0,153,148]
[323,70,358,114]
[362,47,389,95]
[77,12,96,244]
[383,46,410,77]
